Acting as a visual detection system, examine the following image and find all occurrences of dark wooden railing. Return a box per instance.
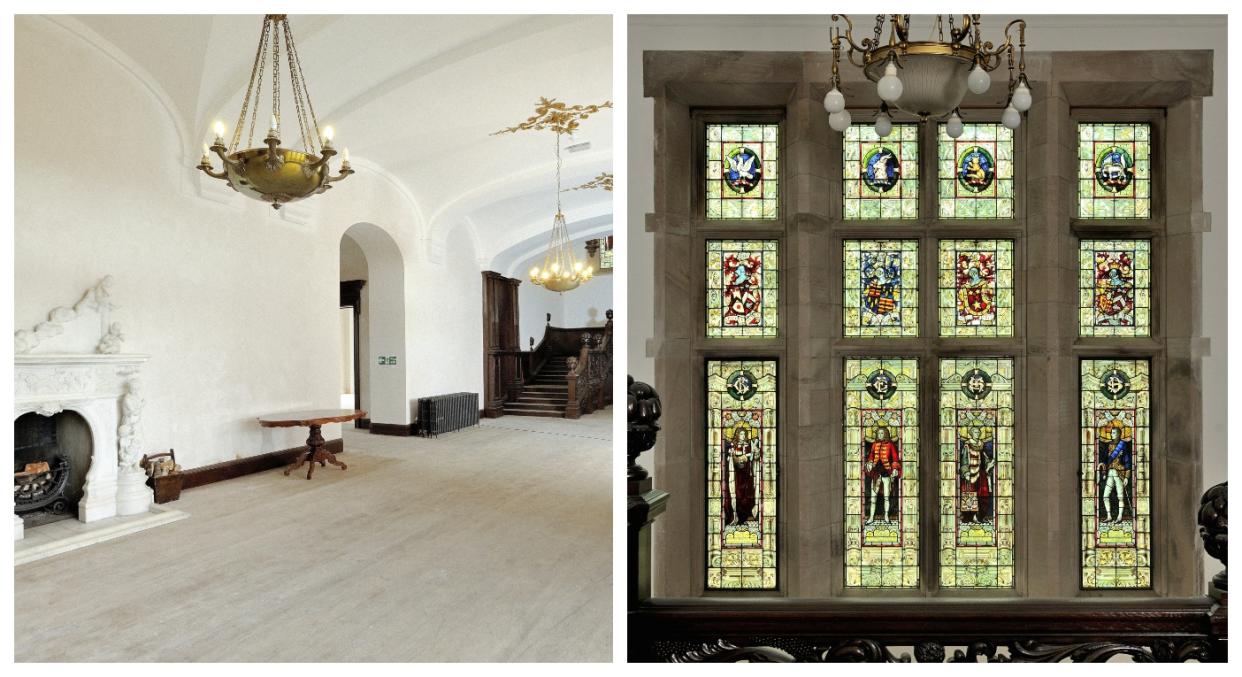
[565,309,612,419]
[627,376,1228,663]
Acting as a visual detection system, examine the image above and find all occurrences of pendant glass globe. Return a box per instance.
[1001,104,1021,130]
[1012,81,1032,112]
[877,62,904,102]
[829,109,852,132]
[823,87,845,114]
[946,110,964,139]
[967,63,991,95]
[874,112,892,138]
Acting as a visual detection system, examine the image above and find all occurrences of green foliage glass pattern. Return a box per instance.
[843,240,919,337]
[938,239,1015,337]
[1078,239,1151,337]
[939,358,1015,588]
[1077,123,1151,219]
[707,359,778,589]
[706,239,779,338]
[706,123,779,220]
[1080,359,1151,589]
[844,123,919,220]
[938,123,1015,219]
[844,357,919,588]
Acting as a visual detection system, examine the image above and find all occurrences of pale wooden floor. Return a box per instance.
[14,410,612,662]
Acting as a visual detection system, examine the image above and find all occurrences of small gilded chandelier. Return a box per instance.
[528,132,594,293]
[492,98,613,293]
[824,15,1031,139]
[197,14,352,209]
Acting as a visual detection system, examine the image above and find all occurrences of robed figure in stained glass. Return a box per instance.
[958,426,995,524]
[1097,421,1133,524]
[722,421,759,526]
[723,253,763,327]
[864,425,901,524]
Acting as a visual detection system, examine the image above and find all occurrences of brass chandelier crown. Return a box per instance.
[824,14,1031,138]
[197,14,352,209]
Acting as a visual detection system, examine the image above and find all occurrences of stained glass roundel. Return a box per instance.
[1099,368,1131,400]
[723,146,763,194]
[865,368,898,400]
[725,369,760,401]
[956,146,995,193]
[863,147,901,193]
[960,367,993,400]
[1094,145,1135,193]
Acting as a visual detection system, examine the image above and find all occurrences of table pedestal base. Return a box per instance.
[283,424,347,480]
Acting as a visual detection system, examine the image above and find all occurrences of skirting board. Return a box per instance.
[180,438,344,490]
[15,505,189,566]
[369,422,416,436]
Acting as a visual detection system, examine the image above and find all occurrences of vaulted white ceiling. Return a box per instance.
[64,14,613,266]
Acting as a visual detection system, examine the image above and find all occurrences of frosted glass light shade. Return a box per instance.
[824,87,845,114]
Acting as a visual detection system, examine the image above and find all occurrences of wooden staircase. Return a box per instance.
[503,356,570,417]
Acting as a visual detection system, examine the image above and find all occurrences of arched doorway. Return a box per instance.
[339,223,408,428]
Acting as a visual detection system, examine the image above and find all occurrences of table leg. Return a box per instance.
[282,423,348,480]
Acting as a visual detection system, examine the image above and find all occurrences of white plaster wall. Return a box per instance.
[627,16,1227,525]
[519,282,563,349]
[15,15,487,465]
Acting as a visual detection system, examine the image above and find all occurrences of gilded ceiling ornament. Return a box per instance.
[565,172,613,193]
[491,97,613,136]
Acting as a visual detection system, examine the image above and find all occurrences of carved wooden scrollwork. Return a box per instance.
[627,376,662,482]
[659,638,1218,663]
[1198,481,1227,592]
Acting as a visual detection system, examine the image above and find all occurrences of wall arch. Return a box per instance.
[341,222,409,426]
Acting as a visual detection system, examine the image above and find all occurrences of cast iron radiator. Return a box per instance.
[417,392,479,437]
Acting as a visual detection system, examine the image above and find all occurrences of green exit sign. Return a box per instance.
[378,355,398,366]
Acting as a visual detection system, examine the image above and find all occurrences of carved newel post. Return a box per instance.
[629,375,669,607]
[1198,482,1227,660]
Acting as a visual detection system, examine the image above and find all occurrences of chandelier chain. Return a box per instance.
[270,18,281,137]
[284,18,323,155]
[233,16,270,152]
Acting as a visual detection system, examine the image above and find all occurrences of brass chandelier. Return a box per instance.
[493,98,612,293]
[197,14,352,209]
[824,15,1030,138]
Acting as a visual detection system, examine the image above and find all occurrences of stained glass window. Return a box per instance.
[706,240,779,338]
[938,123,1014,219]
[938,239,1015,337]
[1078,239,1151,337]
[1077,123,1152,219]
[843,240,919,337]
[939,358,1015,588]
[706,123,779,220]
[707,359,778,589]
[599,236,613,270]
[1080,359,1151,589]
[844,123,919,220]
[844,357,919,588]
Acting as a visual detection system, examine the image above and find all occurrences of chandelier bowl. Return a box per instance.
[222,148,333,208]
[863,45,975,119]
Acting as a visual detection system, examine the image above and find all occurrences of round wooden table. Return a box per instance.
[257,409,366,480]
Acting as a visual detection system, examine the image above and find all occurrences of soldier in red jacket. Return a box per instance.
[865,426,901,524]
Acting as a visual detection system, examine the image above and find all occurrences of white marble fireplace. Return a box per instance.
[14,276,153,539]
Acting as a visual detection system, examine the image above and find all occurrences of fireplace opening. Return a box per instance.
[14,411,93,529]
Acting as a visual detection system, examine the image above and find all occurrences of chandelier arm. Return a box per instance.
[830,14,868,54]
[976,19,1025,62]
[233,17,270,153]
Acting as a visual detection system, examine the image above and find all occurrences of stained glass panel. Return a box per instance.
[938,239,1015,337]
[844,357,919,588]
[939,358,1015,588]
[706,240,779,338]
[706,123,779,220]
[844,123,919,220]
[1077,123,1152,219]
[843,240,919,337]
[1080,359,1151,589]
[938,123,1015,219]
[1078,239,1151,337]
[707,359,778,589]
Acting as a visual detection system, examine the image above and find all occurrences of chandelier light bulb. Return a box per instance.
[874,112,892,138]
[1012,80,1033,112]
[877,62,903,103]
[967,63,991,95]
[824,86,845,114]
[343,147,350,162]
[211,120,226,142]
[1001,104,1021,130]
[322,125,335,146]
[202,143,210,157]
[270,114,279,132]
[947,110,964,139]
[829,109,852,132]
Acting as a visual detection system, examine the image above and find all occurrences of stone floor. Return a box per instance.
[14,410,613,662]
